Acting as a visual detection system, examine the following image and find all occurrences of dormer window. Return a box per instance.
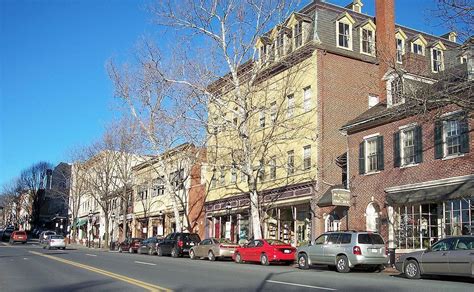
[432,48,443,72]
[387,76,404,107]
[336,13,355,50]
[259,45,267,62]
[412,43,423,55]
[294,21,303,48]
[361,28,374,55]
[276,32,285,58]
[430,42,446,73]
[411,35,427,56]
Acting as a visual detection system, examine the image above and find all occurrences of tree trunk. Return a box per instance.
[249,189,262,239]
[104,218,109,248]
[122,189,128,241]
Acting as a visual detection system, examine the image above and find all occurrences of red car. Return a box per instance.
[118,238,143,253]
[9,231,27,244]
[233,239,296,265]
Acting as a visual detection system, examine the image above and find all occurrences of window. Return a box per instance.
[395,204,440,249]
[259,109,266,128]
[258,159,265,181]
[338,21,351,49]
[233,107,238,127]
[303,86,312,112]
[287,94,294,117]
[287,150,294,175]
[152,177,165,197]
[402,128,415,165]
[269,157,276,179]
[270,102,277,124]
[460,55,468,64]
[361,28,374,55]
[303,145,311,170]
[412,43,423,55]
[315,234,329,245]
[435,116,469,159]
[240,169,247,183]
[171,169,184,190]
[396,38,404,63]
[259,45,267,62]
[276,33,285,57]
[231,166,237,183]
[432,48,443,72]
[389,77,403,105]
[359,135,384,174]
[219,168,225,186]
[138,187,148,201]
[294,21,303,48]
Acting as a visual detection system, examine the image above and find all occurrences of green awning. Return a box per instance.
[75,218,88,227]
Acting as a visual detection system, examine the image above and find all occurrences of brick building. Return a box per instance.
[337,3,473,253]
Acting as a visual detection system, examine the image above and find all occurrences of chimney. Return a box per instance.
[375,0,396,102]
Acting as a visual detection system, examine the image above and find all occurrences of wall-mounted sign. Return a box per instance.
[331,189,351,207]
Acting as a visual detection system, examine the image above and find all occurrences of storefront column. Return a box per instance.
[293,206,297,247]
[387,206,395,249]
[277,208,281,241]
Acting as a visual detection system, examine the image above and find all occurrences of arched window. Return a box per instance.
[366,202,380,232]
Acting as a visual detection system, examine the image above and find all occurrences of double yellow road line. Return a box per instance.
[29,251,171,292]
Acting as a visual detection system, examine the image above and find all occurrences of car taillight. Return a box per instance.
[385,247,388,255]
[178,240,183,247]
[353,246,362,255]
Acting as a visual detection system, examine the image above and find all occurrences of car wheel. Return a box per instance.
[235,252,243,264]
[335,255,350,273]
[171,247,178,258]
[189,249,196,260]
[298,253,309,270]
[118,247,122,253]
[404,259,421,279]
[260,253,270,266]
[157,247,163,256]
[208,250,216,261]
[129,247,133,253]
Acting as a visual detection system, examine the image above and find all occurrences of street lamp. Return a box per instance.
[110,212,116,250]
[88,210,93,248]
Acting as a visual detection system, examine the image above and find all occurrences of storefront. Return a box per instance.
[387,180,473,252]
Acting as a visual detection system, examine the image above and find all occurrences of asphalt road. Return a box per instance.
[0,241,473,292]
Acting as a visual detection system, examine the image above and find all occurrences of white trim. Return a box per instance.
[360,27,375,56]
[336,19,353,51]
[385,174,474,193]
[440,109,463,118]
[403,73,435,84]
[363,133,380,140]
[398,122,417,130]
[430,47,444,73]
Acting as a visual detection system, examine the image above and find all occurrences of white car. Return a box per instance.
[39,231,56,244]
[44,235,66,250]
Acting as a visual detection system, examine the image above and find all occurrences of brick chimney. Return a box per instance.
[375,0,396,102]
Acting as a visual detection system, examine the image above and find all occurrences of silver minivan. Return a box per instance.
[297,231,388,273]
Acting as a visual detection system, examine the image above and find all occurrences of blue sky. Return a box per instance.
[0,0,455,187]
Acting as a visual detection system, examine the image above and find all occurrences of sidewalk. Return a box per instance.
[66,242,114,252]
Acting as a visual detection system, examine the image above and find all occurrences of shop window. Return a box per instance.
[325,214,340,232]
[395,204,440,250]
[444,199,472,236]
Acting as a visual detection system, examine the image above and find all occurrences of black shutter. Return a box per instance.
[460,118,470,154]
[393,132,401,168]
[359,142,365,175]
[414,126,423,164]
[434,121,444,159]
[377,136,384,170]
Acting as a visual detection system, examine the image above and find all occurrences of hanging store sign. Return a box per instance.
[331,189,351,207]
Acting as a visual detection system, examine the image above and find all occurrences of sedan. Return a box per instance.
[395,236,474,279]
[44,235,66,250]
[118,238,143,253]
[190,238,239,261]
[138,237,163,255]
[233,239,296,265]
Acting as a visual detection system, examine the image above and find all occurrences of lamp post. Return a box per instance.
[88,210,93,248]
[110,212,116,250]
[226,202,232,240]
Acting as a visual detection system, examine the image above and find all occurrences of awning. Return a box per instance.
[386,180,473,205]
[317,185,350,207]
[75,218,88,227]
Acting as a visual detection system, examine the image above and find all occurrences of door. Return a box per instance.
[162,233,175,254]
[241,240,256,261]
[448,237,474,276]
[323,233,341,264]
[253,240,264,262]
[197,239,211,258]
[421,238,455,275]
[309,234,328,264]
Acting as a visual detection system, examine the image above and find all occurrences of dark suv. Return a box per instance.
[157,232,201,258]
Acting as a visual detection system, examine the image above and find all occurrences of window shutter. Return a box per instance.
[359,142,365,175]
[460,117,470,154]
[434,121,444,159]
[414,126,423,163]
[377,136,384,170]
[393,132,401,168]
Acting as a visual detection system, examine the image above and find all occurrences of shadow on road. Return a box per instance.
[390,273,474,284]
[29,279,117,292]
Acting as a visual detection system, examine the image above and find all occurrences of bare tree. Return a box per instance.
[433,0,473,41]
[18,161,53,228]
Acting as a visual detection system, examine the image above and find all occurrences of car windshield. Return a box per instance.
[266,239,287,245]
[358,233,384,245]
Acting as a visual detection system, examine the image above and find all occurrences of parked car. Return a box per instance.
[43,235,66,250]
[138,237,163,255]
[39,231,56,244]
[297,231,388,273]
[157,232,201,257]
[9,231,28,244]
[190,238,239,261]
[1,227,14,241]
[233,239,296,265]
[395,236,474,279]
[118,238,144,253]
